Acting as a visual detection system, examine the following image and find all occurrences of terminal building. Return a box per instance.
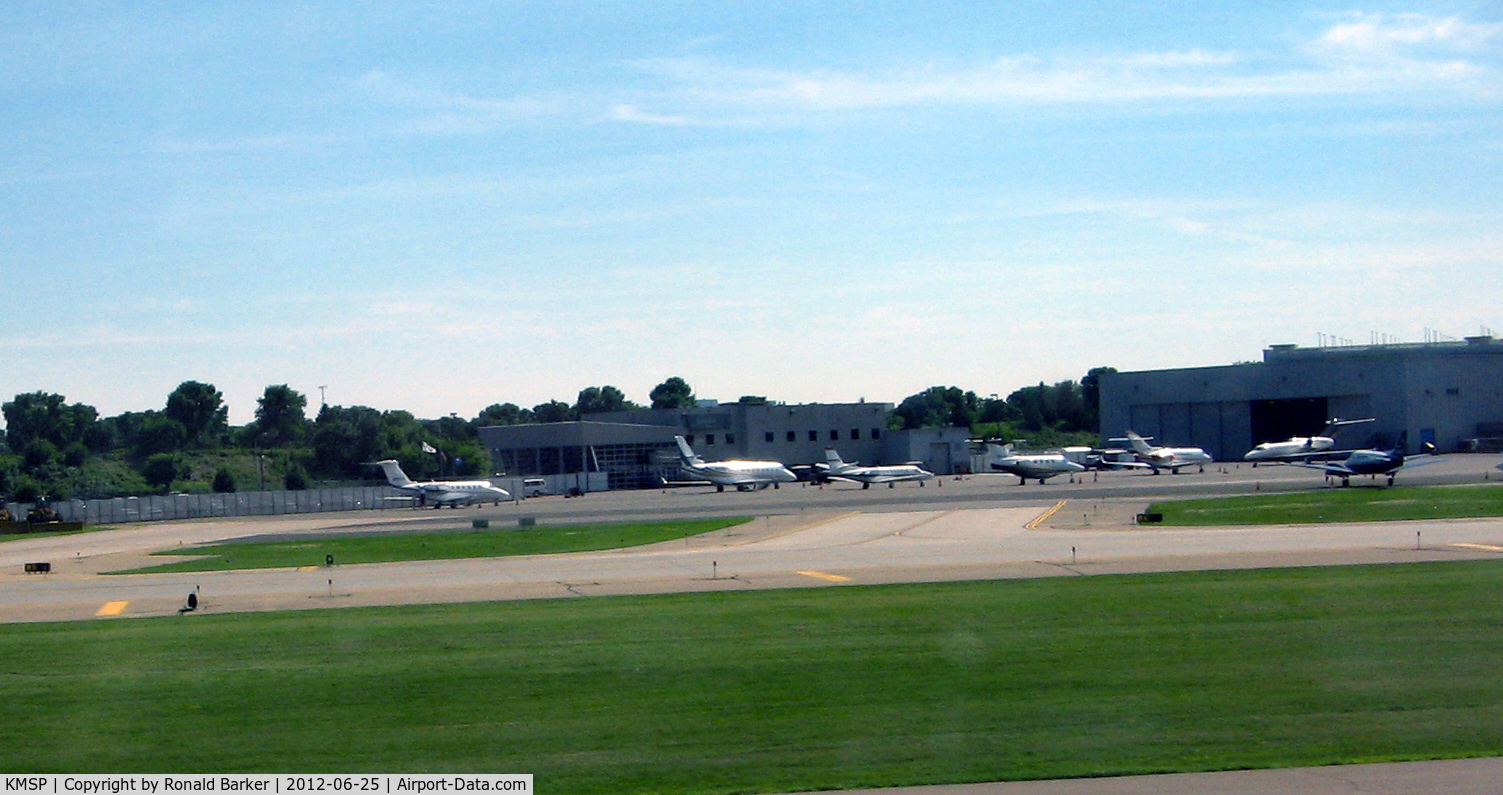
[477,400,972,492]
[1098,336,1503,460]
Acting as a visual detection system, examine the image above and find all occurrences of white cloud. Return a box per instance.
[1316,13,1503,56]
[356,70,570,134]
[612,15,1499,124]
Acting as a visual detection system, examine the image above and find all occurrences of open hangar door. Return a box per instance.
[1249,398,1328,445]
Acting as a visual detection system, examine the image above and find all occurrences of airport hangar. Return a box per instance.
[476,401,972,492]
[1098,336,1503,462]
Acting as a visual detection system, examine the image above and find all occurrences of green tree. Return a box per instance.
[165,381,229,447]
[12,476,42,504]
[283,464,310,491]
[131,414,188,459]
[212,467,237,493]
[649,377,695,409]
[890,387,978,430]
[252,385,308,447]
[475,403,533,427]
[2,392,97,451]
[424,414,475,442]
[311,405,385,479]
[20,440,59,475]
[575,385,636,415]
[531,400,576,424]
[1080,366,1117,432]
[141,453,183,493]
[1006,380,1090,432]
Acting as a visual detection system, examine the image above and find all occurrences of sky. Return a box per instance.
[3,1,1501,425]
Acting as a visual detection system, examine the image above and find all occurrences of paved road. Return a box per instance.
[778,757,1503,795]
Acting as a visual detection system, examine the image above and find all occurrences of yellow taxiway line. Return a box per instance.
[1452,542,1503,553]
[731,510,863,546]
[1026,500,1068,530]
[797,570,851,582]
[96,601,128,617]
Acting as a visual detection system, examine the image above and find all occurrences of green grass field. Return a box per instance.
[1147,483,1503,525]
[5,561,1503,791]
[116,517,753,573]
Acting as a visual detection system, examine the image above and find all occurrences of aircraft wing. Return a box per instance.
[658,476,714,488]
[1288,460,1357,476]
[830,473,903,484]
[1289,454,1441,476]
[1094,459,1155,470]
[1273,448,1363,462]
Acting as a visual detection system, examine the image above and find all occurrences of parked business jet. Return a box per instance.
[372,460,512,507]
[674,436,797,492]
[986,444,1087,485]
[1289,432,1438,487]
[820,449,934,489]
[1243,418,1375,465]
[1108,431,1213,474]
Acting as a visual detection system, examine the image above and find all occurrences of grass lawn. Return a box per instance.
[4,561,1503,791]
[1147,483,1503,525]
[115,518,753,573]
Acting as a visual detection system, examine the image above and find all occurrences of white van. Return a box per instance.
[522,478,548,498]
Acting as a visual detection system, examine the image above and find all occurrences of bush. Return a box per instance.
[142,453,183,493]
[283,465,309,491]
[212,467,236,493]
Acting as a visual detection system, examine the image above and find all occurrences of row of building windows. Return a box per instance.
[687,428,883,446]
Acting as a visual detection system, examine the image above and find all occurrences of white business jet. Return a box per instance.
[373,459,511,507]
[1243,418,1375,465]
[820,449,934,489]
[985,444,1087,485]
[673,436,797,492]
[1107,431,1212,474]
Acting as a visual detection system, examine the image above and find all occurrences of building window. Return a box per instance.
[872,428,881,439]
[808,430,818,442]
[851,428,861,440]
[786,431,796,442]
[685,435,695,446]
[765,431,775,443]
[726,433,735,444]
[829,429,840,441]
[705,434,716,445]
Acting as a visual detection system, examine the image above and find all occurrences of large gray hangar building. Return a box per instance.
[1098,336,1503,460]
[477,401,971,491]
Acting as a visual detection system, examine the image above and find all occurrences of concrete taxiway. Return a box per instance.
[4,455,1502,795]
[3,453,1502,622]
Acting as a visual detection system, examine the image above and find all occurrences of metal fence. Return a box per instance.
[4,486,408,526]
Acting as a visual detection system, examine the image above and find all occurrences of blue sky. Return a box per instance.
[3,2,1500,424]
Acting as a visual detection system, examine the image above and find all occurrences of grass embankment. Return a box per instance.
[1147,483,1503,526]
[117,517,753,573]
[6,562,1503,790]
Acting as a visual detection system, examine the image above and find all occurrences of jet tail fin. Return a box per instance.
[674,436,704,466]
[1124,431,1154,455]
[824,448,849,470]
[373,459,414,487]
